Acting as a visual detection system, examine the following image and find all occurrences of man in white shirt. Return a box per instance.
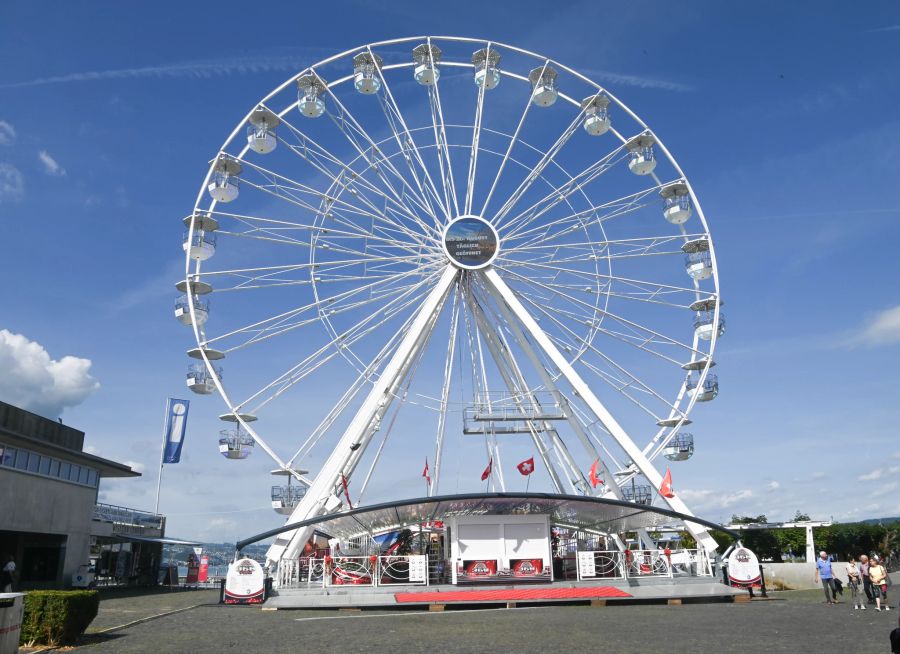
[1,555,15,592]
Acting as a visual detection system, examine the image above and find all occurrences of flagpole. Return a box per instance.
[154,399,169,514]
[525,474,531,494]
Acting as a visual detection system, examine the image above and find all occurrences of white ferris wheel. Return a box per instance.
[176,36,725,566]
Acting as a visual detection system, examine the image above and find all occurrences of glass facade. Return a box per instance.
[0,442,100,488]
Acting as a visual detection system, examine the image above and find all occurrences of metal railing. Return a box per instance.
[93,503,164,530]
[576,549,712,581]
[277,555,429,589]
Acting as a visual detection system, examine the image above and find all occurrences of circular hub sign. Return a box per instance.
[442,216,499,270]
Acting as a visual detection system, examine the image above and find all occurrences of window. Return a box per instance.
[60,462,71,480]
[39,457,51,475]
[27,452,41,473]
[15,449,29,470]
[49,459,60,477]
[0,446,14,467]
[69,464,81,482]
[78,467,89,485]
[87,469,98,487]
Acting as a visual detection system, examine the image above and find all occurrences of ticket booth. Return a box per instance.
[449,514,552,584]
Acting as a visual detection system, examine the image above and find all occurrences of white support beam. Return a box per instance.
[483,268,719,555]
[265,265,459,568]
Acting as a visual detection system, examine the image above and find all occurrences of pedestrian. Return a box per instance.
[814,550,837,605]
[1,555,15,592]
[861,554,874,604]
[847,557,864,610]
[891,615,900,653]
[870,556,890,612]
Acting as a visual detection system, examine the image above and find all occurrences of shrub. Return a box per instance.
[20,590,99,646]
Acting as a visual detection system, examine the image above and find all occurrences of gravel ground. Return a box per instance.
[70,587,900,653]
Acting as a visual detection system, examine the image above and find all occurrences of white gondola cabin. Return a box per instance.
[219,427,254,460]
[472,47,501,89]
[686,374,718,402]
[186,363,221,395]
[528,65,558,107]
[412,43,441,86]
[182,229,216,261]
[625,134,657,175]
[660,181,692,224]
[694,310,725,341]
[207,157,241,203]
[353,52,383,94]
[246,106,280,154]
[663,433,694,461]
[297,74,327,118]
[622,484,653,505]
[581,94,611,136]
[174,294,208,327]
[682,238,712,280]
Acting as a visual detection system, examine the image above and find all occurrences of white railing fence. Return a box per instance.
[576,549,712,581]
[277,555,429,589]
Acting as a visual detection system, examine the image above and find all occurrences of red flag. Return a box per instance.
[481,458,493,481]
[516,457,535,476]
[422,458,430,485]
[341,473,353,510]
[589,458,603,488]
[659,468,675,498]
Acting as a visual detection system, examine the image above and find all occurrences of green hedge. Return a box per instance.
[20,590,99,646]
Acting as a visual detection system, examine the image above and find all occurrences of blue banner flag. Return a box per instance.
[162,398,190,463]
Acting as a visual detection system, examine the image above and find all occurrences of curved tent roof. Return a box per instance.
[237,492,736,550]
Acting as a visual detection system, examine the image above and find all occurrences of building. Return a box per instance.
[0,400,152,588]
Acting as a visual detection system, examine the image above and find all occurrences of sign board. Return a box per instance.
[198,555,209,583]
[407,555,427,583]
[727,547,761,588]
[224,558,266,604]
[577,551,596,579]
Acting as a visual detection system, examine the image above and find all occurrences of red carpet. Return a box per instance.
[395,586,631,603]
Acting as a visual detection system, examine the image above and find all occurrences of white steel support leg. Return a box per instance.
[468,296,569,493]
[483,268,719,555]
[266,266,459,569]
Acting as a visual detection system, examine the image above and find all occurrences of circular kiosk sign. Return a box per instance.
[442,216,499,270]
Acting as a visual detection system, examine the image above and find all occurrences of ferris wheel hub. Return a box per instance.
[441,215,500,271]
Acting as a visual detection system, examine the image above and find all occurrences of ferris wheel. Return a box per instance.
[177,36,725,565]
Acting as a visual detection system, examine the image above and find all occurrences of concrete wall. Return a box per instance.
[0,468,96,586]
[761,562,899,591]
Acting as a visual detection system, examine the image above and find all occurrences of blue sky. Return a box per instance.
[1,1,899,542]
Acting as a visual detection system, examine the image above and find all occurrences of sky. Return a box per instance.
[1,1,899,543]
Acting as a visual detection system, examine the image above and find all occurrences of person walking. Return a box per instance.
[870,556,890,611]
[860,554,874,604]
[1,555,15,593]
[890,615,900,653]
[847,557,864,610]
[815,550,837,605]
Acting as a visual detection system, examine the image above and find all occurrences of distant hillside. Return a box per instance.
[854,517,900,526]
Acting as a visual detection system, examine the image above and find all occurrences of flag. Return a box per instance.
[422,458,430,485]
[659,468,675,498]
[516,457,535,476]
[589,458,603,488]
[162,398,190,463]
[341,473,353,509]
[480,458,493,481]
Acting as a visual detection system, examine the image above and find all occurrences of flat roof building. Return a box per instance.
[0,400,142,588]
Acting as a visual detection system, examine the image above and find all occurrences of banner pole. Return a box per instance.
[154,399,169,514]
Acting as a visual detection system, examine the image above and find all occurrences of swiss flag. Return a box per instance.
[659,468,675,498]
[481,458,493,481]
[589,458,603,488]
[516,457,535,476]
[422,459,431,485]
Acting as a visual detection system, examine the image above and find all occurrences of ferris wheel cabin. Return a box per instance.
[660,181,692,224]
[581,94,612,136]
[297,74,327,118]
[219,427,255,460]
[207,157,241,203]
[683,238,713,280]
[663,433,695,461]
[528,65,559,107]
[413,43,442,86]
[353,52,383,94]
[246,106,281,154]
[174,294,208,327]
[472,48,501,89]
[186,363,221,395]
[625,133,657,176]
[686,373,718,402]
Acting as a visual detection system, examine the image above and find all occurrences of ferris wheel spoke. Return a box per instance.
[239,268,444,412]
[424,38,461,219]
[491,107,587,228]
[503,184,665,244]
[316,72,444,227]
[496,143,628,233]
[233,156,433,249]
[275,110,439,239]
[463,44,492,216]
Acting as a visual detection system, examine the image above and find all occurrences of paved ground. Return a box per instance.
[68,587,900,653]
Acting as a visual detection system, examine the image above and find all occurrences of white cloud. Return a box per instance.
[846,305,900,347]
[122,460,146,474]
[0,162,24,202]
[872,481,898,498]
[0,121,15,146]
[38,150,66,177]
[859,469,884,481]
[767,481,780,492]
[0,329,100,418]
[679,488,754,509]
[811,471,826,480]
